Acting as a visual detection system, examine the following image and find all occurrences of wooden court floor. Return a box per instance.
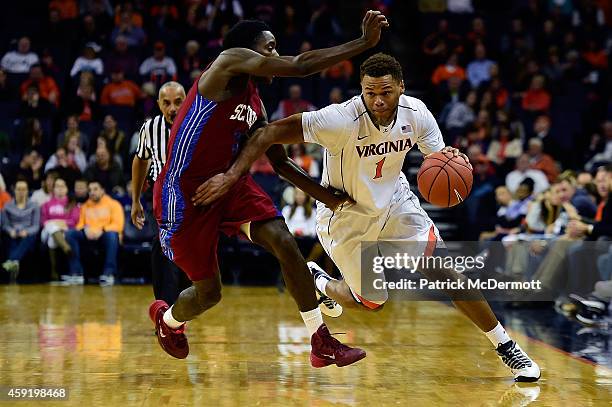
[0,285,610,406]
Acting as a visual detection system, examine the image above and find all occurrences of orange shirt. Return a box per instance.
[323,60,354,80]
[100,81,141,107]
[21,77,61,106]
[0,191,11,210]
[77,195,125,235]
[522,89,550,112]
[431,65,466,85]
[49,0,78,20]
[583,51,608,69]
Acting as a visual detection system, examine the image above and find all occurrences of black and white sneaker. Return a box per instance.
[569,294,609,325]
[496,340,541,382]
[307,261,343,318]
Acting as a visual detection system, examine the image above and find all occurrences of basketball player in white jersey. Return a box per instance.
[192,53,541,382]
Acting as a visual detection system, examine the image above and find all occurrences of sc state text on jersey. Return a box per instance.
[229,104,257,128]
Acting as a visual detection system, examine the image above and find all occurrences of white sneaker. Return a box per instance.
[99,275,115,287]
[496,340,541,382]
[61,275,84,285]
[307,261,342,318]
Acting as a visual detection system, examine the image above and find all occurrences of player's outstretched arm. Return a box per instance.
[219,10,387,78]
[192,114,305,206]
[266,145,353,211]
[131,156,149,230]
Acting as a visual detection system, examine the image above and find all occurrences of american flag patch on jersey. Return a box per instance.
[401,124,413,134]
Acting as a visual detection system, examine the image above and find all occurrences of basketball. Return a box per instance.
[417,151,473,207]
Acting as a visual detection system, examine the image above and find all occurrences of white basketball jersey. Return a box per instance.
[302,94,445,216]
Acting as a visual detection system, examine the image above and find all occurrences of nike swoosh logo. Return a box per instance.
[357,135,368,140]
[322,353,335,359]
[159,331,167,338]
[454,189,464,203]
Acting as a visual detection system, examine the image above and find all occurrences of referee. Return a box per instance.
[131,81,190,305]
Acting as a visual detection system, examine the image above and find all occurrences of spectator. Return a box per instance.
[328,87,343,104]
[64,180,125,286]
[70,42,104,78]
[44,146,82,186]
[31,170,57,206]
[431,53,466,86]
[13,149,44,190]
[105,36,139,79]
[444,90,477,137]
[110,10,146,49]
[17,117,51,158]
[57,115,89,151]
[556,172,597,219]
[1,179,40,280]
[486,125,523,166]
[506,154,550,195]
[100,69,141,108]
[0,69,18,102]
[18,85,54,121]
[68,82,100,126]
[98,114,128,166]
[282,188,316,237]
[180,40,201,83]
[527,138,559,182]
[0,174,11,210]
[84,142,124,193]
[73,178,89,204]
[271,85,316,121]
[139,42,177,89]
[19,64,60,107]
[63,132,87,173]
[289,144,320,178]
[49,0,78,20]
[0,37,39,74]
[467,44,495,88]
[525,184,569,234]
[40,177,80,280]
[113,1,143,28]
[422,19,462,62]
[521,75,551,113]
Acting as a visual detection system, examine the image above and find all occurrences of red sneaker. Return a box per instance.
[310,324,366,368]
[148,300,189,359]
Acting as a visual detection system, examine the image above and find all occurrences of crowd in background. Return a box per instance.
[0,1,610,306]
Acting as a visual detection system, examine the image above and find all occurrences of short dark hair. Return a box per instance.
[519,177,535,194]
[223,20,270,50]
[360,53,403,82]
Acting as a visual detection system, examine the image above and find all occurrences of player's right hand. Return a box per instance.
[131,201,145,230]
[361,10,389,47]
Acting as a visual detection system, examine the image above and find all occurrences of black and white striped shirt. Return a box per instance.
[136,115,171,182]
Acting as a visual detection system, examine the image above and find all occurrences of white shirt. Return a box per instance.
[139,56,177,77]
[70,57,104,77]
[505,169,550,195]
[281,205,317,237]
[1,51,39,74]
[302,94,445,216]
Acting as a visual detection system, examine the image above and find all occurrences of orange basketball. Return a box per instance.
[417,151,473,207]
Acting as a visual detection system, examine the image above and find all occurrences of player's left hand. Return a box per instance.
[427,146,472,170]
[326,186,356,211]
[192,173,236,206]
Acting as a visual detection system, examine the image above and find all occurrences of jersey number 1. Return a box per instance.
[373,157,385,179]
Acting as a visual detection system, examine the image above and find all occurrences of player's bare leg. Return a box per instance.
[149,273,222,359]
[171,275,223,321]
[250,218,366,367]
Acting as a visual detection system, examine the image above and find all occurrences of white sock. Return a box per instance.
[485,322,512,348]
[315,274,332,296]
[163,305,185,329]
[300,308,324,336]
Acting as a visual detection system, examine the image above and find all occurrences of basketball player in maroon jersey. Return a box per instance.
[149,11,388,368]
